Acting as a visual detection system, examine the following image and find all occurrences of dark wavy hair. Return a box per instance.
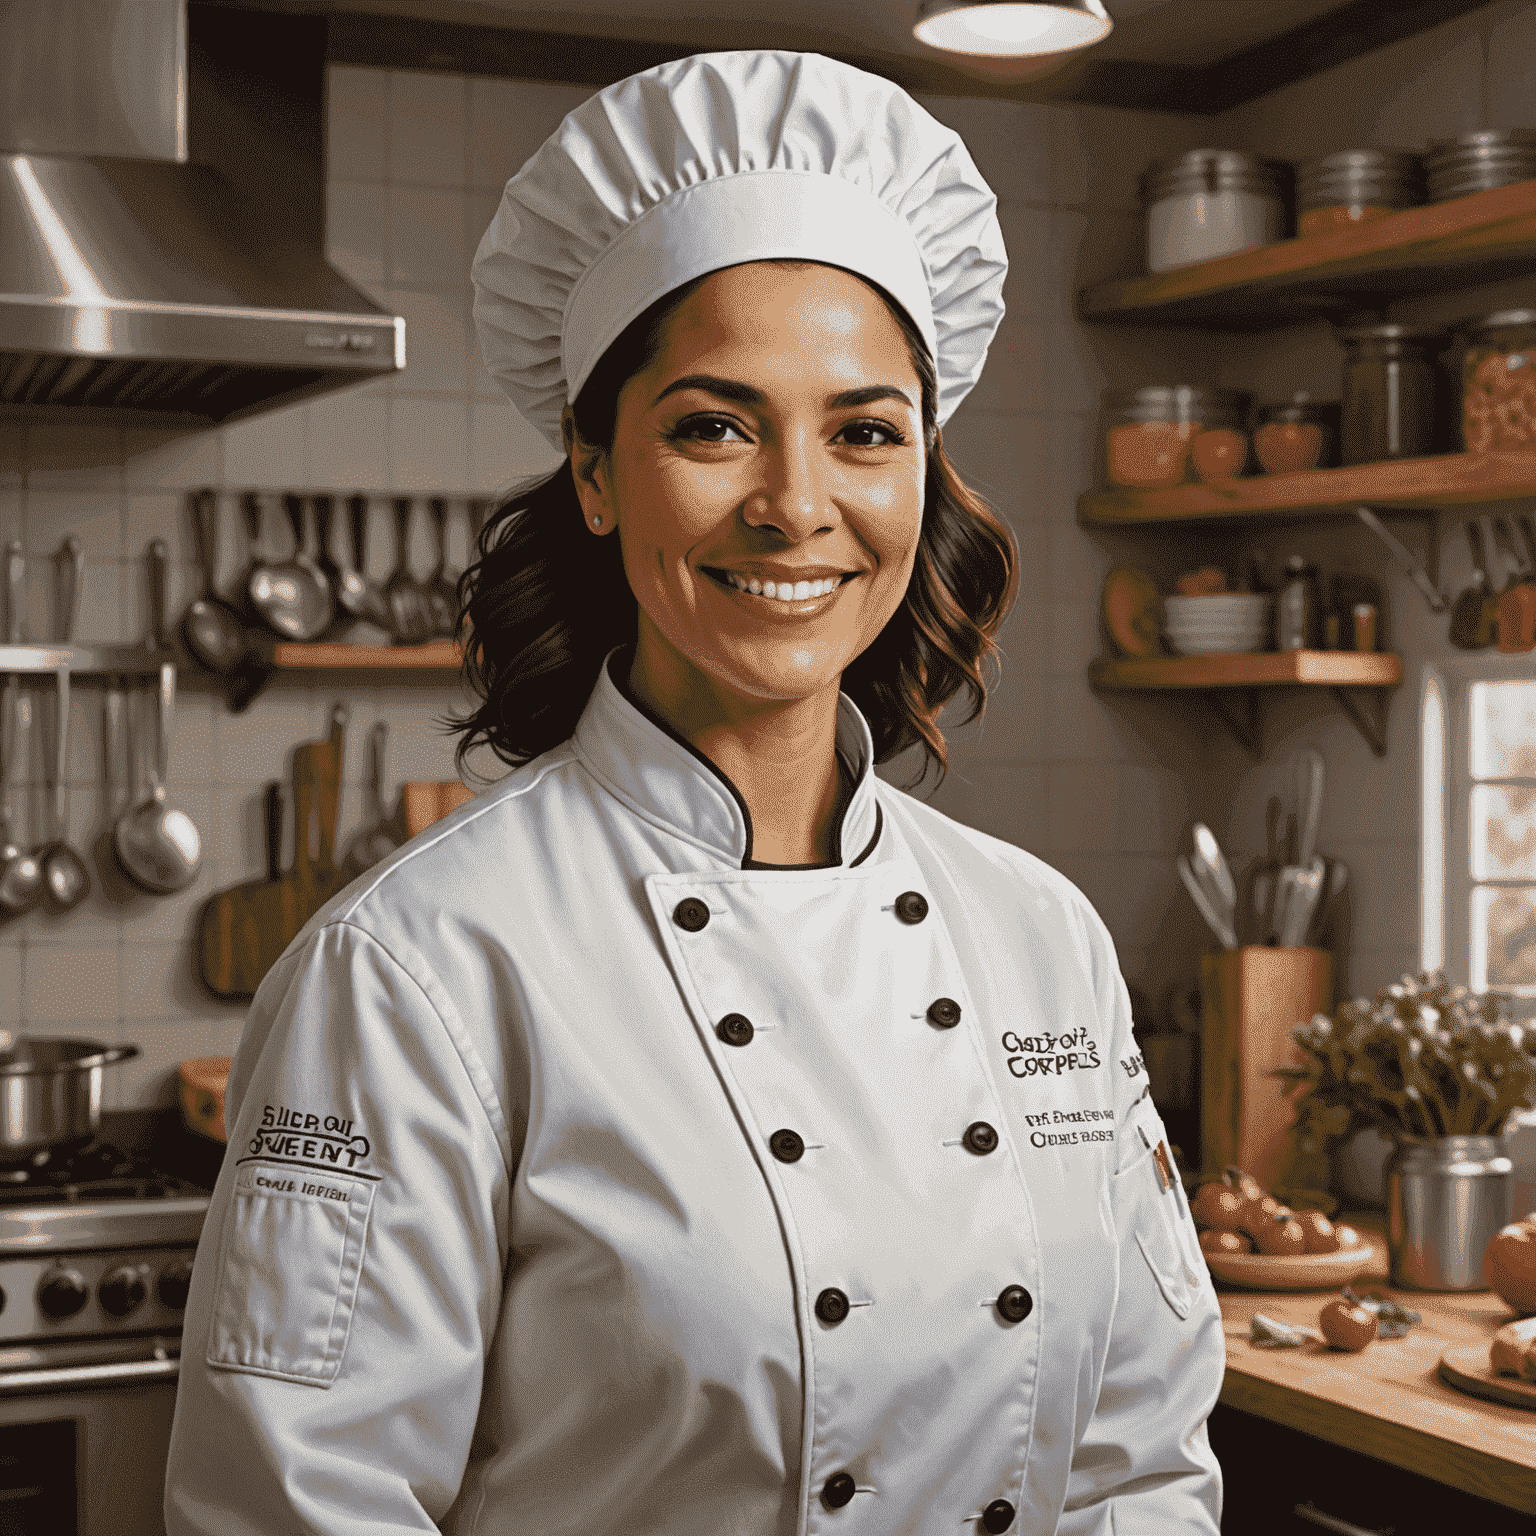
[453,262,1017,784]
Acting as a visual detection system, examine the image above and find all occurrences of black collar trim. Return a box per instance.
[608,650,873,872]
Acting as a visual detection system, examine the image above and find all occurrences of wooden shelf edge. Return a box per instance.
[1089,651,1403,690]
[269,640,463,669]
[1077,453,1536,525]
[1078,180,1536,322]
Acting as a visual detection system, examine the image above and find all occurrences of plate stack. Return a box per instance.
[1426,129,1536,202]
[1296,149,1424,232]
[1163,593,1272,655]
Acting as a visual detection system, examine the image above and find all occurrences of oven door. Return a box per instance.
[0,1336,180,1536]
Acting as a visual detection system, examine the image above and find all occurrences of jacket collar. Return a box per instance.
[572,649,882,870]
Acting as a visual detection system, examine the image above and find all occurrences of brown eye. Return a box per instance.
[836,419,904,447]
[674,415,747,443]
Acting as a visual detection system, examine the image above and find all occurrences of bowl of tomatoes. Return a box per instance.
[1192,1167,1380,1290]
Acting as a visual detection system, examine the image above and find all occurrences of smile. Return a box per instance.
[702,567,858,611]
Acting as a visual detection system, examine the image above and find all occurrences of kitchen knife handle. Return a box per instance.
[57,535,83,642]
[146,539,169,651]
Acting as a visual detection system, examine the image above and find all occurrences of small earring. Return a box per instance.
[592,515,604,530]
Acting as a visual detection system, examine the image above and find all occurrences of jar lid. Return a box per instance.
[1333,320,1443,345]
[1104,384,1250,423]
[1257,391,1335,425]
[1297,187,1423,213]
[1140,148,1284,204]
[1299,148,1423,177]
[1464,309,1536,335]
[1426,128,1536,155]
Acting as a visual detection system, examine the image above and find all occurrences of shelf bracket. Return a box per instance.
[1329,685,1390,757]
[1203,688,1262,759]
[1353,504,1448,613]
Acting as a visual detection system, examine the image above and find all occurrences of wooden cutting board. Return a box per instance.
[198,706,348,999]
[1439,1342,1536,1411]
[400,779,473,837]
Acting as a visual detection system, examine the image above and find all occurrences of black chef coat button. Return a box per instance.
[996,1285,1033,1323]
[894,890,928,924]
[927,996,961,1028]
[770,1128,805,1163]
[963,1121,999,1155]
[982,1498,1016,1533]
[673,897,710,932]
[815,1287,850,1324]
[822,1472,856,1509]
[717,1013,754,1046]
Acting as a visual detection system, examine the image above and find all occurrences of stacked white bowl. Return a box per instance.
[1163,593,1272,655]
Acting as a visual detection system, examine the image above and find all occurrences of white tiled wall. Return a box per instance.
[27,42,1425,1107]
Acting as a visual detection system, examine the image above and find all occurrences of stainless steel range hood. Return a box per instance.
[0,0,403,424]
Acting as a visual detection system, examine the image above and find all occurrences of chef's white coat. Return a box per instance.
[165,654,1225,1536]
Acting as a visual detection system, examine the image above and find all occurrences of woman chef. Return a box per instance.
[165,50,1224,1536]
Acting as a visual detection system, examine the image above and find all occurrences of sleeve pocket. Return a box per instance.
[208,1161,377,1387]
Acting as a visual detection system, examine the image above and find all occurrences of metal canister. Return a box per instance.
[1335,321,1441,463]
[1141,150,1287,273]
[1386,1134,1513,1290]
[1296,148,1423,236]
[1426,128,1536,201]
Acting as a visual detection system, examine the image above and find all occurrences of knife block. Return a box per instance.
[1200,945,1332,1190]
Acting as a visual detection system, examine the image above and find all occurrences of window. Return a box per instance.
[1424,658,1536,1007]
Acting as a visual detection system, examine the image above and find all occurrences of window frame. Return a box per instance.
[1423,651,1536,1002]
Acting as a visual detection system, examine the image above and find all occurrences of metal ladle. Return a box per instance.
[39,543,89,909]
[0,685,42,917]
[248,493,332,642]
[182,489,246,673]
[113,661,201,894]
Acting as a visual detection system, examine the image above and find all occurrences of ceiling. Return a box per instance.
[233,0,1496,111]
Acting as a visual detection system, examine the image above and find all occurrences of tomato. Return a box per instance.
[1191,1184,1248,1231]
[1294,1210,1338,1254]
[1319,1296,1377,1351]
[1485,1221,1536,1314]
[1255,1215,1307,1256]
[1200,1229,1253,1256]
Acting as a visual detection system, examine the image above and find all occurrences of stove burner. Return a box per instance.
[0,1139,205,1205]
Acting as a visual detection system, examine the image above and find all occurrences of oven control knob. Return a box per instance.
[98,1265,148,1319]
[37,1268,89,1320]
[156,1258,195,1312]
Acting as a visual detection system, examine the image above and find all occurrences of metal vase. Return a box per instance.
[1386,1135,1513,1290]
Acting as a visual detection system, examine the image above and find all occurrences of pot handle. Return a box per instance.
[95,1044,141,1067]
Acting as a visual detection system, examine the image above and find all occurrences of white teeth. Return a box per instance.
[725,573,842,600]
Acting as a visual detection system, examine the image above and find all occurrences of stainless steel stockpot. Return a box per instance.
[0,1037,140,1156]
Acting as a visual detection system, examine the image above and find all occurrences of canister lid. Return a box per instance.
[1298,148,1424,178]
[1257,391,1335,425]
[1426,128,1536,157]
[1103,384,1250,423]
[1140,148,1285,204]
[1463,309,1536,335]
[1333,320,1443,346]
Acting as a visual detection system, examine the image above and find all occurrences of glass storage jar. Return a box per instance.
[1141,150,1286,273]
[1296,148,1423,237]
[1103,386,1249,489]
[1335,322,1441,464]
[1253,393,1335,473]
[1462,310,1536,452]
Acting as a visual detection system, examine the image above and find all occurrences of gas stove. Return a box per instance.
[0,1137,209,1359]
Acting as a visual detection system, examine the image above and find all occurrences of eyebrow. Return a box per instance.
[651,374,915,411]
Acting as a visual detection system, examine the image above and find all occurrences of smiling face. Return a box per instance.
[565,261,927,712]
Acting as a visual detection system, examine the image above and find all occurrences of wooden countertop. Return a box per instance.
[1215,1218,1536,1514]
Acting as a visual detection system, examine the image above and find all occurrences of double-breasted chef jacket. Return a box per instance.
[165,652,1225,1536]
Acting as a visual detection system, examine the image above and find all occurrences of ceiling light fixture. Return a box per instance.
[913,0,1112,58]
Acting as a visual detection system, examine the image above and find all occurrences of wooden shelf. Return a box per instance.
[268,640,461,670]
[1079,452,1536,527]
[1089,651,1403,757]
[1089,650,1402,691]
[1078,180,1536,329]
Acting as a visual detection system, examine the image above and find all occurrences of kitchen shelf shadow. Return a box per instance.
[1088,651,1404,758]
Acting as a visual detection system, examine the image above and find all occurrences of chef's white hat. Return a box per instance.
[471,50,1008,451]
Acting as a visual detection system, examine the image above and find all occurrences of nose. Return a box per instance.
[742,426,834,541]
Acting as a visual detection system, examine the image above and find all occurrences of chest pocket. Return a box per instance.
[1116,1095,1202,1321]
[207,1161,376,1387]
